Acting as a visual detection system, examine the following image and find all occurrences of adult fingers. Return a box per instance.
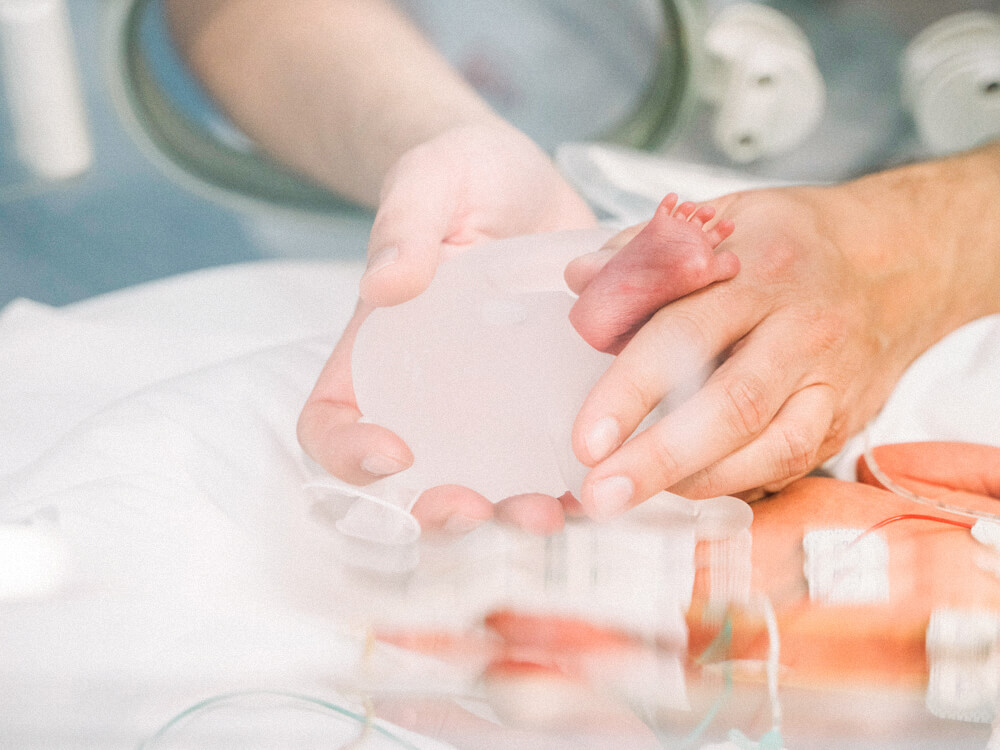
[359,150,457,307]
[297,302,414,483]
[299,413,414,485]
[667,383,836,499]
[563,223,645,295]
[576,313,822,519]
[571,289,757,468]
[412,489,566,536]
[410,484,494,534]
[494,493,566,535]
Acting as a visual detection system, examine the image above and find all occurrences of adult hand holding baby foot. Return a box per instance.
[167,0,599,534]
[167,0,1000,532]
[569,144,1000,517]
[306,189,740,537]
[342,198,740,537]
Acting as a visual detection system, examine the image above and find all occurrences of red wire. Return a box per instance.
[849,513,973,547]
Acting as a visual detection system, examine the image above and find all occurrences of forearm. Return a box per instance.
[165,0,497,206]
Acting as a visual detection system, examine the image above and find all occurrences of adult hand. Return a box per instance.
[566,182,975,517]
[297,121,596,535]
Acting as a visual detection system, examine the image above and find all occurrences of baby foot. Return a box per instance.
[569,193,738,355]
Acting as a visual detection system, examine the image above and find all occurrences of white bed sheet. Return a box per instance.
[0,260,453,748]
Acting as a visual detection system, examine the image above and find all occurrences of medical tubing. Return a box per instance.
[138,690,423,750]
[850,514,973,548]
[759,594,782,738]
[675,614,734,750]
[861,427,1000,523]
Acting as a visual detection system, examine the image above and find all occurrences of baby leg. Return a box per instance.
[569,193,738,355]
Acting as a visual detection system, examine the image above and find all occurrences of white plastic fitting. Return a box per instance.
[701,3,825,163]
[902,11,1000,156]
[0,0,92,180]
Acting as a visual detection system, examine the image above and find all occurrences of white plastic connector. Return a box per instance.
[902,12,1000,155]
[702,3,825,163]
[0,0,92,180]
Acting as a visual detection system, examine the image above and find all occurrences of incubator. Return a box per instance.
[98,0,1000,218]
[285,228,1000,748]
[3,2,1000,748]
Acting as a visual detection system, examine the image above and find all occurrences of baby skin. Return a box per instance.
[567,193,738,355]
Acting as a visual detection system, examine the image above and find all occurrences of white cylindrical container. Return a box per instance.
[701,2,825,163]
[0,0,92,180]
[902,11,1000,155]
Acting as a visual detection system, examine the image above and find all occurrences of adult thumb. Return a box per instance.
[359,164,456,307]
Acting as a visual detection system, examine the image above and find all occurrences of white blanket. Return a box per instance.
[0,261,432,748]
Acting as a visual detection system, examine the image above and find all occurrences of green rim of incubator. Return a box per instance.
[106,0,701,216]
[106,0,363,216]
[604,0,704,150]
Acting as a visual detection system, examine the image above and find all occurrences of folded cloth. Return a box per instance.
[0,260,395,748]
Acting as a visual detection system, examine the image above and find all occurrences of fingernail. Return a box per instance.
[364,246,398,278]
[589,475,633,520]
[361,453,408,476]
[586,416,620,462]
[575,248,614,264]
[443,513,485,535]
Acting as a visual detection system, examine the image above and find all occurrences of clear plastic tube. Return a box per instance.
[139,690,423,750]
[861,425,1000,523]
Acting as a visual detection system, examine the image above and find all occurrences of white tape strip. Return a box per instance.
[802,528,889,605]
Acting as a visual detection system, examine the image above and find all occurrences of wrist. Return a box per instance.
[822,143,1000,365]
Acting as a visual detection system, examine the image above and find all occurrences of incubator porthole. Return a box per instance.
[104,0,701,214]
[103,0,365,215]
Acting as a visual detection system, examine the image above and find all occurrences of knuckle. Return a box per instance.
[616,370,660,418]
[821,412,851,459]
[680,468,728,500]
[647,309,711,365]
[723,375,771,437]
[774,422,818,479]
[755,237,798,283]
[645,433,685,485]
[804,308,850,356]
